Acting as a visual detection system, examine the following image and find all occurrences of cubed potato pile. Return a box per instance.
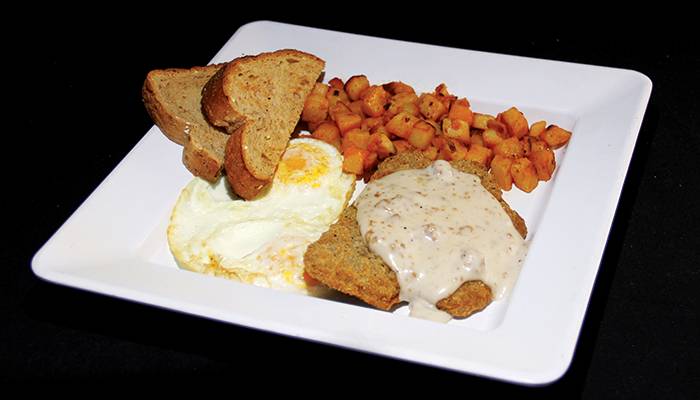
[301,75,572,193]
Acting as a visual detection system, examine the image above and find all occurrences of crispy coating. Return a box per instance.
[304,152,527,318]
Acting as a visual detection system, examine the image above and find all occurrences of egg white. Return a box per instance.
[167,138,355,294]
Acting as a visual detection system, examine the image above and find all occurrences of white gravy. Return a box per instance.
[355,160,527,323]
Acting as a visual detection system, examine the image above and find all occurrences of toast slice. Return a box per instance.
[142,64,229,181]
[304,152,527,318]
[202,49,325,199]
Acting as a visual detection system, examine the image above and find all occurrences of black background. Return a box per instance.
[5,10,699,396]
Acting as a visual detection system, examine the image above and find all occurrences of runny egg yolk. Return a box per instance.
[276,143,330,187]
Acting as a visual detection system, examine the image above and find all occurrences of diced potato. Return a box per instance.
[434,83,456,109]
[529,120,546,138]
[521,136,532,157]
[368,132,396,158]
[465,143,493,166]
[301,94,329,123]
[385,112,419,139]
[399,102,420,117]
[326,86,350,108]
[541,125,572,149]
[498,107,529,138]
[491,155,513,191]
[470,133,484,146]
[329,102,353,121]
[530,138,549,153]
[431,135,446,148]
[487,119,509,137]
[328,77,344,90]
[493,137,524,158]
[442,118,470,143]
[448,98,474,125]
[510,157,538,192]
[342,146,366,175]
[447,139,469,161]
[383,81,415,95]
[472,113,496,130]
[311,83,329,97]
[348,100,364,116]
[422,145,439,160]
[362,117,384,131]
[345,75,370,101]
[363,150,379,170]
[361,85,390,117]
[307,120,324,132]
[529,148,556,181]
[408,121,436,150]
[418,93,448,121]
[393,140,414,154]
[342,129,371,151]
[385,92,420,120]
[311,122,341,150]
[335,112,363,134]
[482,129,506,148]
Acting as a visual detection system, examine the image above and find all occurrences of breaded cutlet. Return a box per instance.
[303,152,527,318]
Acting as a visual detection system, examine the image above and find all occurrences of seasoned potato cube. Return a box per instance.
[448,98,474,125]
[328,77,344,90]
[529,148,556,181]
[392,139,414,154]
[487,119,509,137]
[301,94,329,123]
[530,138,549,153]
[342,128,371,151]
[383,81,415,95]
[361,85,390,117]
[311,83,329,97]
[368,132,396,158]
[491,155,514,191]
[498,107,529,138]
[470,133,484,146]
[541,125,572,149]
[311,122,341,150]
[306,120,324,132]
[418,93,448,121]
[399,102,420,117]
[342,146,366,175]
[385,92,419,119]
[335,113,363,134]
[465,143,493,166]
[482,129,506,148]
[345,75,370,101]
[511,157,538,192]
[329,102,353,121]
[385,112,419,139]
[493,137,524,158]
[326,86,350,108]
[422,145,439,160]
[362,117,384,131]
[349,100,364,116]
[434,83,457,109]
[363,150,379,170]
[447,139,469,161]
[529,120,547,138]
[441,118,470,143]
[408,121,436,150]
[472,113,496,130]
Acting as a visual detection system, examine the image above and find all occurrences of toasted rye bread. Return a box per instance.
[142,64,229,181]
[201,49,325,199]
[304,152,527,318]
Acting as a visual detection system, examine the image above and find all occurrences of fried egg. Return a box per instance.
[167,138,355,294]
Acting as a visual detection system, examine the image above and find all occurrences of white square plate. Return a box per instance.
[32,21,651,385]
